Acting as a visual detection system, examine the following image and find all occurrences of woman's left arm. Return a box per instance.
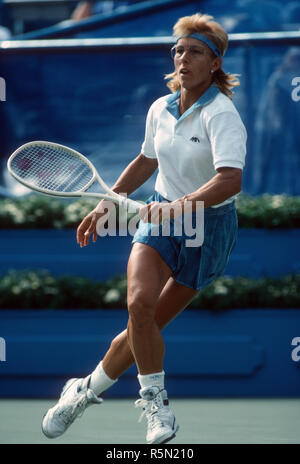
[140,109,246,222]
[139,167,242,224]
[178,108,246,209]
[178,166,242,209]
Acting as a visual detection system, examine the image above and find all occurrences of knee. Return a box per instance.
[127,294,155,330]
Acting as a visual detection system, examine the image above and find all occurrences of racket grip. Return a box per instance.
[120,196,143,212]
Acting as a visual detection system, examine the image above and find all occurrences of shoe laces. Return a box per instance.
[58,390,90,426]
[135,398,152,423]
[135,395,169,431]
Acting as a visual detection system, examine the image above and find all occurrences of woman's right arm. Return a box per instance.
[76,153,158,247]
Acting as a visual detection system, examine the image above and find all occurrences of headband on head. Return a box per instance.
[176,33,223,57]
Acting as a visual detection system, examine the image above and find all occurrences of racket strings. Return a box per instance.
[11,145,93,193]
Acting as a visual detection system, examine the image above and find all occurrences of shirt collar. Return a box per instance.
[166,85,220,121]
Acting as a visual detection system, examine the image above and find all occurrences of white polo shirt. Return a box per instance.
[141,85,247,208]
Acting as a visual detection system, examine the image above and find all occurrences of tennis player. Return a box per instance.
[42,13,247,444]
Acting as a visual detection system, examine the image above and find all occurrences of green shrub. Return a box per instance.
[190,274,300,310]
[0,270,127,309]
[236,194,300,228]
[0,270,299,310]
[0,195,98,229]
[0,193,299,229]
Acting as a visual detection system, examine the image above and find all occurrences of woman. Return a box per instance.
[42,13,247,444]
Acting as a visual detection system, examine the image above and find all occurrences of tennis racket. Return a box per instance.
[7,141,143,211]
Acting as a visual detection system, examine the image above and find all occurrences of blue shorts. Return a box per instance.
[132,192,238,290]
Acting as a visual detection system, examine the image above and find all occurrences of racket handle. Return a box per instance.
[120,196,144,211]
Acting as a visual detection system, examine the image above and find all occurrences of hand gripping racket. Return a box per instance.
[7,141,143,211]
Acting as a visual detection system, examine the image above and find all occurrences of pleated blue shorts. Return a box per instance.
[132,191,238,290]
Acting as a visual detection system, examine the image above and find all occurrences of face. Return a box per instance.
[173,38,221,93]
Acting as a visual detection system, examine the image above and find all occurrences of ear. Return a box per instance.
[212,57,222,72]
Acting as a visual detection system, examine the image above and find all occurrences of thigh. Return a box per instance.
[127,242,173,312]
[154,277,199,329]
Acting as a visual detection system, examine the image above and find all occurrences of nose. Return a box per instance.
[179,49,190,63]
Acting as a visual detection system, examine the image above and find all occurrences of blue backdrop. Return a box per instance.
[12,0,300,39]
[1,33,300,198]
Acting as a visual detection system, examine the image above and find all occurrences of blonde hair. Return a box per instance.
[165,13,240,98]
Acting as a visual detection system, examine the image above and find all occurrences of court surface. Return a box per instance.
[0,398,300,444]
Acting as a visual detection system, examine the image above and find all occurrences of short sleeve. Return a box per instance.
[141,103,157,159]
[206,111,247,170]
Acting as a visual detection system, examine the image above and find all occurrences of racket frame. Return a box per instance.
[7,141,143,210]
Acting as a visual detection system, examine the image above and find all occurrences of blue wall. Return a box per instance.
[1,34,300,197]
[0,309,299,398]
[0,228,299,280]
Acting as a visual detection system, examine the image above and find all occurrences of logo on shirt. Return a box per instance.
[190,136,200,143]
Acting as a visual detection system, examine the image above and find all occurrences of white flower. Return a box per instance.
[214,283,228,295]
[271,195,284,209]
[103,289,120,303]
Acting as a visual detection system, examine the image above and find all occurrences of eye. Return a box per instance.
[171,46,207,59]
[191,48,205,55]
[175,47,184,55]
[171,46,183,59]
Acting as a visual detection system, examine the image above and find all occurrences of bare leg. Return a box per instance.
[102,245,198,379]
[126,243,173,374]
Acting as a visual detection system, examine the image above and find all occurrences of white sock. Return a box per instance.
[138,371,165,390]
[87,361,118,396]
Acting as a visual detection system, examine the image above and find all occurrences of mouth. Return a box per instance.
[179,68,191,77]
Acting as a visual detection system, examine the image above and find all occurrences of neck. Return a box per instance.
[179,81,212,114]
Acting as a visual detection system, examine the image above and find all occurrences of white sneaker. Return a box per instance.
[135,386,179,444]
[42,376,102,438]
